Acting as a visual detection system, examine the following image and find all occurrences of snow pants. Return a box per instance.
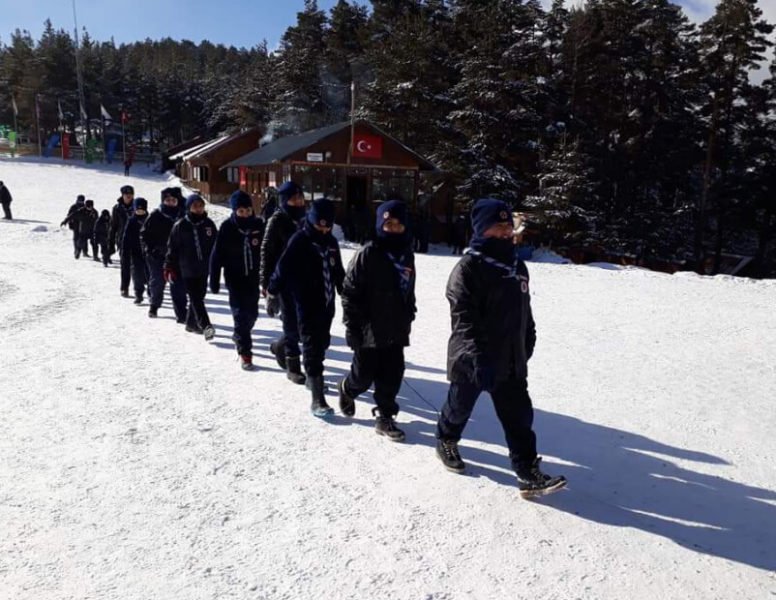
[119,246,131,292]
[229,284,259,357]
[277,291,301,359]
[1,202,12,220]
[344,346,405,417]
[299,316,333,378]
[437,377,537,469]
[130,255,147,299]
[184,276,211,329]
[146,255,187,318]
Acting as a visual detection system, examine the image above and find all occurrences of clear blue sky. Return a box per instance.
[0,0,342,49]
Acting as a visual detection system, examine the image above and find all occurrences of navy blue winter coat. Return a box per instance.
[259,209,300,291]
[93,214,111,245]
[268,221,345,327]
[140,208,179,261]
[165,214,217,279]
[121,215,148,263]
[210,215,265,292]
[110,198,134,251]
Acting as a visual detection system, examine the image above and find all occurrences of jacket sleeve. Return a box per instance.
[446,260,487,363]
[524,267,536,360]
[164,223,180,273]
[109,206,119,249]
[268,235,297,296]
[121,220,134,257]
[332,240,346,294]
[209,224,225,289]
[259,216,278,291]
[139,214,153,257]
[341,248,368,333]
[408,255,418,321]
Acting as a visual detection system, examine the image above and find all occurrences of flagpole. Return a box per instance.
[35,94,42,157]
[59,101,64,160]
[348,81,355,165]
[72,0,88,146]
[12,95,18,135]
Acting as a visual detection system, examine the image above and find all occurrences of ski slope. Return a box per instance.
[1,157,774,600]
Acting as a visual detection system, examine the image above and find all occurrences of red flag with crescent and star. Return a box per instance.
[353,133,383,159]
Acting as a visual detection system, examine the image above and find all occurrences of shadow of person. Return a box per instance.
[396,374,776,572]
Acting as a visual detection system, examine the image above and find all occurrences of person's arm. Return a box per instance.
[341,248,368,347]
[447,260,487,361]
[332,239,346,294]
[268,235,298,297]
[209,224,224,294]
[259,216,278,292]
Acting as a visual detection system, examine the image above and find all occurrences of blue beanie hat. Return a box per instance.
[120,185,134,195]
[470,198,512,239]
[375,200,407,236]
[76,194,85,203]
[307,198,336,229]
[229,190,253,211]
[186,193,204,209]
[133,197,148,211]
[277,181,303,206]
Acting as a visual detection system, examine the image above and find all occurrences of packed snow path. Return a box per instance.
[1,158,775,599]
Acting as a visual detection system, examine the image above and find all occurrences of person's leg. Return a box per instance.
[436,378,481,443]
[490,378,537,470]
[80,234,90,257]
[301,326,329,379]
[120,248,132,293]
[131,257,146,301]
[146,255,165,309]
[280,292,300,358]
[372,345,405,418]
[2,203,12,219]
[72,230,80,258]
[230,288,259,356]
[186,277,211,328]
[343,347,377,398]
[169,277,188,322]
[100,242,110,265]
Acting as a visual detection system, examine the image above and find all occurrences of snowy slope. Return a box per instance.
[1,157,775,600]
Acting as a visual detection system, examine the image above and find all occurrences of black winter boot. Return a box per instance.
[372,407,405,442]
[515,457,567,499]
[309,376,333,417]
[338,378,356,417]
[269,340,287,370]
[436,439,465,473]
[286,356,306,385]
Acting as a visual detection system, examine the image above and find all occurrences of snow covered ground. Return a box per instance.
[1,157,775,600]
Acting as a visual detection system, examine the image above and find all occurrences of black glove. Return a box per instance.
[266,294,280,318]
[346,329,363,350]
[474,362,497,392]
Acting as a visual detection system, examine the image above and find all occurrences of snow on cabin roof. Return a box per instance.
[222,120,436,171]
[169,136,230,161]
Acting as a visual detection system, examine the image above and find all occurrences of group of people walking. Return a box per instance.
[59,181,566,498]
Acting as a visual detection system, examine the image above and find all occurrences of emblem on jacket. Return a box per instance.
[252,238,259,246]
[205,227,213,236]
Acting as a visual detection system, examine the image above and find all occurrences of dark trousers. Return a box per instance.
[71,230,80,255]
[78,233,91,256]
[299,317,333,378]
[278,292,301,358]
[99,241,111,265]
[1,202,11,219]
[229,285,259,356]
[146,255,187,318]
[437,377,537,469]
[344,346,405,417]
[184,277,211,329]
[119,246,131,291]
[130,255,147,299]
[90,237,99,259]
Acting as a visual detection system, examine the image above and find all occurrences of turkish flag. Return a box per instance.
[353,134,382,159]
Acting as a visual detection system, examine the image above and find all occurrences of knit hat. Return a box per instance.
[229,190,253,211]
[76,194,85,203]
[120,185,134,195]
[133,197,148,211]
[186,193,205,210]
[100,209,110,218]
[470,198,512,239]
[277,181,303,205]
[160,187,175,201]
[307,198,335,229]
[85,199,94,208]
[375,200,408,236]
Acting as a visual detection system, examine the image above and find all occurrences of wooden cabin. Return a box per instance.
[222,121,437,230]
[174,128,263,203]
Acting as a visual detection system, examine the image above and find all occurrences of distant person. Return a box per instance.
[121,198,149,305]
[0,180,12,220]
[81,200,99,261]
[93,209,113,267]
[451,212,468,255]
[141,188,187,320]
[110,185,135,297]
[61,194,86,258]
[268,198,345,417]
[165,194,217,340]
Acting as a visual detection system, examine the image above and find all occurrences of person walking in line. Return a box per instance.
[339,199,416,441]
[164,193,217,340]
[435,198,566,499]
